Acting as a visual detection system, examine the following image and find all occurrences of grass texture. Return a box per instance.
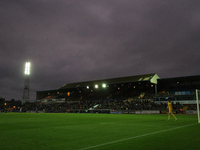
[0,113,199,150]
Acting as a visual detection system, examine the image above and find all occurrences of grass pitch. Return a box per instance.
[0,113,199,150]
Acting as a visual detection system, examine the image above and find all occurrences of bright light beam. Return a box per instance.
[102,84,106,88]
[24,62,30,75]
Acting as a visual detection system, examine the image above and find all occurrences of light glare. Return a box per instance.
[102,84,106,88]
[24,62,30,75]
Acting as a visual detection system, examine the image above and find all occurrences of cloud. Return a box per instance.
[0,0,200,101]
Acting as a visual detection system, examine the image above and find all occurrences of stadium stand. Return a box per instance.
[0,96,5,112]
[3,74,200,114]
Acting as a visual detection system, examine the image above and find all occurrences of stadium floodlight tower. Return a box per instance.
[22,62,30,104]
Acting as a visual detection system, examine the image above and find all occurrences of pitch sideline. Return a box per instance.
[79,123,197,150]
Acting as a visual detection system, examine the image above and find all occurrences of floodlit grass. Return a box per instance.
[0,113,199,150]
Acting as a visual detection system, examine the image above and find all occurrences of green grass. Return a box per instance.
[0,113,199,150]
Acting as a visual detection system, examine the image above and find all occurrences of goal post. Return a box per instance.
[196,89,200,123]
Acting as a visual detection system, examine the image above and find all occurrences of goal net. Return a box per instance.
[196,89,200,123]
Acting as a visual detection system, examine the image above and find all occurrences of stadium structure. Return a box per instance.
[0,96,5,109]
[33,73,200,114]
[36,73,159,102]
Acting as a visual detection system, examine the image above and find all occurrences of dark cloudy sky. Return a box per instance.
[1,0,200,101]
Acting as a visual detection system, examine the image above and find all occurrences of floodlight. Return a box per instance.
[23,62,31,102]
[87,86,89,89]
[95,85,98,88]
[102,84,106,88]
[24,62,30,75]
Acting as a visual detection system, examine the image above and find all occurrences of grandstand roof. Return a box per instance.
[158,74,200,83]
[0,96,5,99]
[58,73,160,90]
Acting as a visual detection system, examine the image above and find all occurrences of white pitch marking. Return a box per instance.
[79,123,197,150]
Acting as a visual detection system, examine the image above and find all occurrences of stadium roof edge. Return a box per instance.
[159,74,200,80]
[35,89,58,92]
[0,96,5,99]
[58,73,160,90]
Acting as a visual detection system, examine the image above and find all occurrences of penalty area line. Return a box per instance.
[79,123,197,150]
